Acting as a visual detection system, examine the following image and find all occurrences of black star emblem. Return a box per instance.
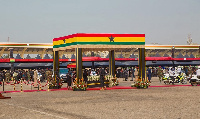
[109,35,115,42]
[63,39,66,43]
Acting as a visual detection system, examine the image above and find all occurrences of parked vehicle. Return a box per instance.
[60,68,69,83]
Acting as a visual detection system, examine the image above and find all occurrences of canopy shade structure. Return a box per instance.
[53,33,146,82]
[53,33,145,51]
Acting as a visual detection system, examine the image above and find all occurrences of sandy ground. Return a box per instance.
[0,77,200,119]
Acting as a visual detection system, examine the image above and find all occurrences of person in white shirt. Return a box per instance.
[196,66,200,79]
[177,66,182,74]
[169,68,175,84]
[169,68,175,76]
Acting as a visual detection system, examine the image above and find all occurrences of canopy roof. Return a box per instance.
[53,33,145,51]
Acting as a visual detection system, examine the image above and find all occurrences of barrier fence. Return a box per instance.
[0,78,51,92]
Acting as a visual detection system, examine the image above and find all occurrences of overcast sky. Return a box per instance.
[0,0,199,45]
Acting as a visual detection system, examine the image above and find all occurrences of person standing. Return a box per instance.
[17,70,22,80]
[66,73,72,90]
[196,66,200,79]
[33,69,38,87]
[0,71,3,82]
[130,67,135,81]
[45,69,49,81]
[27,70,31,82]
[40,69,45,82]
[5,70,11,82]
[83,69,88,83]
[30,69,34,81]
[134,67,138,81]
[157,66,163,83]
[120,68,123,78]
[169,67,175,84]
[24,70,28,81]
[22,70,25,81]
[147,67,152,82]
[99,67,105,90]
[124,69,128,81]
[14,70,19,81]
[188,65,192,78]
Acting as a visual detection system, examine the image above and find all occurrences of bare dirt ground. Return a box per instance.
[0,77,200,119]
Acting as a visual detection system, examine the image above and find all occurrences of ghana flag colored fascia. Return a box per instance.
[53,33,145,48]
[10,58,15,63]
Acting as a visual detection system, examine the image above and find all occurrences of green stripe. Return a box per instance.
[53,42,145,48]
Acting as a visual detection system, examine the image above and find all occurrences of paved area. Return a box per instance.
[0,77,200,119]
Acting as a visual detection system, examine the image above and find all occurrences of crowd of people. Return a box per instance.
[115,65,200,82]
[0,68,53,83]
[146,65,200,82]
[1,65,200,87]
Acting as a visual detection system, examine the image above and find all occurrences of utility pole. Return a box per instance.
[7,37,10,42]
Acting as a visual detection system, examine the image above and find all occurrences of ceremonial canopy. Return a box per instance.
[53,33,146,81]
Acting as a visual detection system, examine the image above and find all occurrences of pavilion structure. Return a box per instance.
[53,33,146,81]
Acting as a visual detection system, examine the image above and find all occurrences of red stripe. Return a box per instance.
[1,57,200,63]
[75,33,145,37]
[0,59,10,62]
[53,34,77,41]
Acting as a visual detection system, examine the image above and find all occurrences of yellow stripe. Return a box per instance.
[53,37,145,46]
[78,37,145,42]
[53,37,77,46]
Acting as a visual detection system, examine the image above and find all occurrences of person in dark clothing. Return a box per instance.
[99,67,105,90]
[72,71,76,82]
[30,69,34,81]
[147,67,152,82]
[0,72,2,86]
[40,69,45,82]
[116,69,120,78]
[18,70,22,80]
[2,71,5,81]
[83,69,88,83]
[24,71,28,81]
[124,69,128,81]
[66,73,71,90]
[130,67,135,81]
